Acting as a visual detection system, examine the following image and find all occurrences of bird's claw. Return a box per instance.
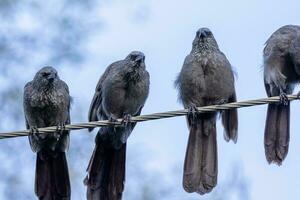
[279,92,289,106]
[30,126,39,135]
[55,123,66,141]
[29,126,40,141]
[53,133,60,141]
[217,99,227,105]
[187,105,198,124]
[122,114,132,127]
[108,117,118,123]
[56,123,66,133]
[108,117,118,132]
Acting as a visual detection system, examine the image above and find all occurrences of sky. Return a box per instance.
[70,0,300,199]
[1,0,300,199]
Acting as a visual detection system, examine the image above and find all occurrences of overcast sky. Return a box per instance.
[3,0,300,199]
[62,0,300,199]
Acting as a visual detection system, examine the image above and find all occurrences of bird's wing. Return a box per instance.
[88,62,117,131]
[62,80,71,119]
[23,81,32,129]
[25,117,30,130]
[24,82,39,152]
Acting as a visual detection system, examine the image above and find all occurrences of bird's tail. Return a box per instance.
[85,132,126,200]
[222,93,238,143]
[35,151,71,200]
[264,103,290,165]
[183,115,217,195]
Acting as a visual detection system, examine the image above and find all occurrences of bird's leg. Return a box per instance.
[108,116,118,132]
[217,99,227,105]
[279,89,289,106]
[54,122,65,141]
[29,126,40,141]
[59,123,66,134]
[122,113,132,134]
[187,104,198,125]
[217,99,228,119]
[120,114,133,143]
[121,114,132,128]
[50,123,66,151]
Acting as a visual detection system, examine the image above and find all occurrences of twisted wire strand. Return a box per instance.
[0,94,298,139]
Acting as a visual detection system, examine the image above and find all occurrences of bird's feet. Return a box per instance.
[217,99,227,105]
[120,114,133,143]
[187,105,198,124]
[279,92,289,106]
[122,114,132,127]
[54,123,66,141]
[29,126,40,141]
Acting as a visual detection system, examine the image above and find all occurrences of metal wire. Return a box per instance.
[0,94,298,139]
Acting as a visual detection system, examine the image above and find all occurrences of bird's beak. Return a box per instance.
[200,31,207,38]
[135,54,145,63]
[47,74,55,82]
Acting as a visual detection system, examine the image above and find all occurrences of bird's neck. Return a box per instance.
[124,67,143,83]
[33,81,56,94]
[192,43,219,54]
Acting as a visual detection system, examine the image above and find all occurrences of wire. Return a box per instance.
[0,94,298,139]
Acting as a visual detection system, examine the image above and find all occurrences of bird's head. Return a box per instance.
[126,51,146,68]
[290,35,300,74]
[192,28,219,51]
[34,66,59,87]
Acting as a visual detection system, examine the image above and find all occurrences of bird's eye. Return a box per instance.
[131,55,137,60]
[206,31,212,36]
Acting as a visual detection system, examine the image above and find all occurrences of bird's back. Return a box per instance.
[264,25,300,84]
[264,25,300,58]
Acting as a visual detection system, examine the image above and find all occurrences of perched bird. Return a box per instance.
[175,28,238,194]
[263,25,300,165]
[85,51,150,200]
[23,66,71,200]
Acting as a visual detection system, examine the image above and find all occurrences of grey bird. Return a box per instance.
[23,66,71,200]
[175,28,238,195]
[263,25,300,165]
[85,51,150,200]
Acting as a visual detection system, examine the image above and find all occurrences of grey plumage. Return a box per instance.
[85,51,150,200]
[263,25,300,165]
[175,28,238,195]
[23,66,71,200]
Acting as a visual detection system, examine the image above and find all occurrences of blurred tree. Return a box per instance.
[0,0,100,199]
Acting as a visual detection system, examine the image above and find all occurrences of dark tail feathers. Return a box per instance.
[222,93,238,143]
[264,103,290,165]
[36,151,70,200]
[183,116,218,195]
[85,135,126,200]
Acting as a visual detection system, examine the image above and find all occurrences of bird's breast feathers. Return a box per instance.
[29,88,67,109]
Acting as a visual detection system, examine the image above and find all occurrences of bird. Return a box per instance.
[263,25,300,165]
[23,66,71,200]
[175,28,238,195]
[85,51,150,200]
